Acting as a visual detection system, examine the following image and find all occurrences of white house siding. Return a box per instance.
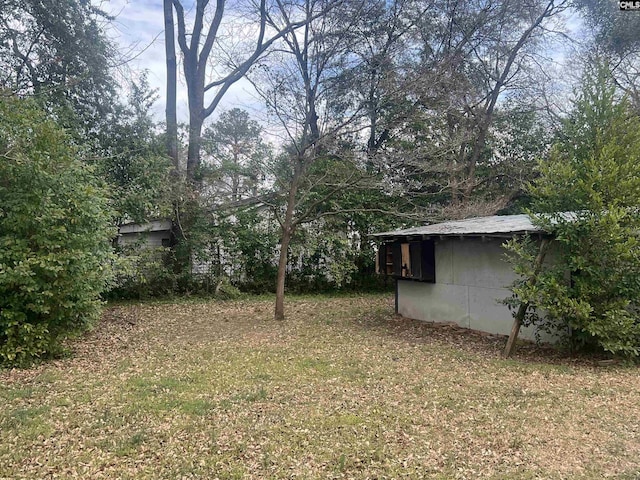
[397,237,556,342]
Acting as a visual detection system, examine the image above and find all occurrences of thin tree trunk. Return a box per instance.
[274,223,292,321]
[503,237,551,358]
[274,168,300,320]
[163,0,178,170]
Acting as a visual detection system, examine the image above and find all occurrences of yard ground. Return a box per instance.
[1,294,639,479]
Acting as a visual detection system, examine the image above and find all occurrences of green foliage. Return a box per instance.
[574,0,640,55]
[108,247,177,300]
[107,244,242,301]
[0,0,118,144]
[94,73,172,224]
[201,108,271,201]
[0,95,114,366]
[213,209,280,293]
[505,61,640,356]
[489,106,552,213]
[287,222,359,293]
[208,207,386,295]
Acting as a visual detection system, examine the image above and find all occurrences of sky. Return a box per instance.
[101,0,263,123]
[100,0,586,130]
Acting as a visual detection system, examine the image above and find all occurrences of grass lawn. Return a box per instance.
[1,294,639,479]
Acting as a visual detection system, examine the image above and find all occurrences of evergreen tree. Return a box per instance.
[505,61,640,356]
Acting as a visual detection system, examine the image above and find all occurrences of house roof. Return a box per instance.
[119,219,172,234]
[371,214,547,239]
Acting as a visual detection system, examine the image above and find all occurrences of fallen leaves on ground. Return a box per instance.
[1,294,639,479]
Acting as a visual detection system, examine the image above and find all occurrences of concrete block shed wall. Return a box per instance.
[397,237,552,342]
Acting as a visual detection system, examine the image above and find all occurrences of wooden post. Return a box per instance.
[503,238,551,358]
[394,279,398,314]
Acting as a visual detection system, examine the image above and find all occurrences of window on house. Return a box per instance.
[377,240,435,282]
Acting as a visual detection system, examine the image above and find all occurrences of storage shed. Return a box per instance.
[373,214,554,341]
[117,219,172,248]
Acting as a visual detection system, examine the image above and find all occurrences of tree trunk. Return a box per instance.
[163,0,178,170]
[463,112,491,201]
[187,114,204,180]
[274,167,300,320]
[503,237,551,358]
[274,222,292,321]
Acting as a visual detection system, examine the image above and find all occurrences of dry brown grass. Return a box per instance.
[1,294,639,479]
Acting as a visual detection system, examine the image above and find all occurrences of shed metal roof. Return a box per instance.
[371,214,546,239]
[119,219,172,234]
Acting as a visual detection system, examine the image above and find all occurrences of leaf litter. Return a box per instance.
[1,294,639,479]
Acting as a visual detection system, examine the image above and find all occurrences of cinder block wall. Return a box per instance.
[397,237,556,342]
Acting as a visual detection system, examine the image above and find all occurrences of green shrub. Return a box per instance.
[0,95,114,367]
[108,246,177,300]
[107,244,242,300]
[504,62,640,357]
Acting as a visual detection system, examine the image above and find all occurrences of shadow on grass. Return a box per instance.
[349,303,614,368]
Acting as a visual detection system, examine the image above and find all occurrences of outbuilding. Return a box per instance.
[117,219,173,248]
[373,214,555,342]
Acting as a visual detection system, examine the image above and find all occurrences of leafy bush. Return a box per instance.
[212,210,384,294]
[107,244,242,300]
[107,246,177,300]
[504,62,640,357]
[0,95,114,367]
